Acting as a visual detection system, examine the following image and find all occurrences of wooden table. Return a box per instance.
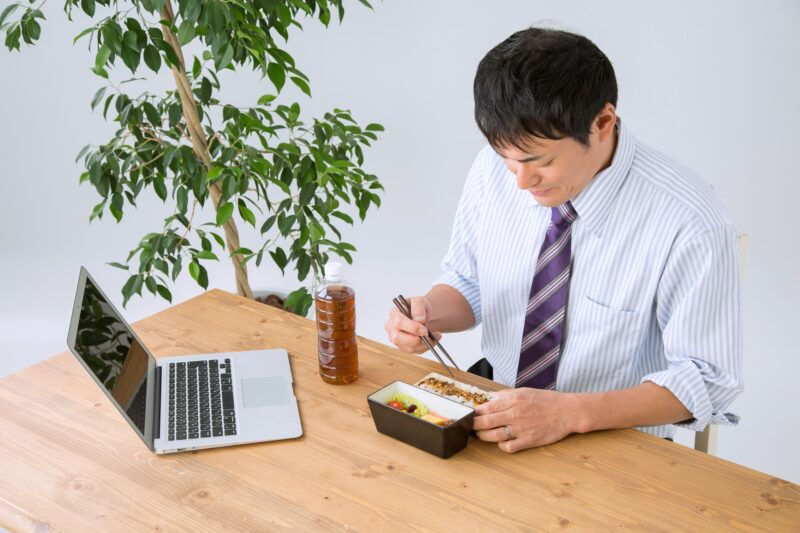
[1,290,797,531]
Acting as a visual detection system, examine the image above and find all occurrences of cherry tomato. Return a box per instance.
[387,401,406,411]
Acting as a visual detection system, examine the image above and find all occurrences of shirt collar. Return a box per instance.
[570,118,636,237]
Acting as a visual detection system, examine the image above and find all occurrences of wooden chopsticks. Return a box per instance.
[392,294,461,376]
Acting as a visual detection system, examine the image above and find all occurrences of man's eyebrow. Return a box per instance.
[494,147,546,162]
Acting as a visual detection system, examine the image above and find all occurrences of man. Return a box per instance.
[384,27,742,453]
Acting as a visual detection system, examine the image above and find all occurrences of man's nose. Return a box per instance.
[516,166,540,189]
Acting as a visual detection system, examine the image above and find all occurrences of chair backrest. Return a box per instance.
[694,233,747,454]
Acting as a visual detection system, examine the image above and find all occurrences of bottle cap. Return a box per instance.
[324,261,344,281]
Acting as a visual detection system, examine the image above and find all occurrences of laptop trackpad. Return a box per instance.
[241,376,291,407]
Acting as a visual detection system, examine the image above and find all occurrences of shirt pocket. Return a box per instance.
[565,296,649,378]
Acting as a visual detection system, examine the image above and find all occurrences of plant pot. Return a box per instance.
[252,288,315,318]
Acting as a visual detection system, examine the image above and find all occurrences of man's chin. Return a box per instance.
[530,193,563,207]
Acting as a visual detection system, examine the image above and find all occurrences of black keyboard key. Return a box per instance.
[222,391,234,410]
[201,430,211,438]
[213,428,223,437]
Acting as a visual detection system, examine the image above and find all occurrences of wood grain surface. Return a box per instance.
[1,289,797,532]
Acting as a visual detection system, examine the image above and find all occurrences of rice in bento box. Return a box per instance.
[415,373,495,408]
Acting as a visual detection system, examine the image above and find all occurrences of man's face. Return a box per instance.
[496,135,600,208]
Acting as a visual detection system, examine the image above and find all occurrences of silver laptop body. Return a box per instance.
[66,267,303,454]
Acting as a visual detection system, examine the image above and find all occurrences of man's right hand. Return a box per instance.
[384,296,442,354]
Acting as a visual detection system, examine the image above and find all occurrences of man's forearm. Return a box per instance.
[424,284,475,333]
[571,381,693,434]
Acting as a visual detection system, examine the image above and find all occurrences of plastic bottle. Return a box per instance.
[315,262,358,384]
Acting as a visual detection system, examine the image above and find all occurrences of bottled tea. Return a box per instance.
[315,262,358,384]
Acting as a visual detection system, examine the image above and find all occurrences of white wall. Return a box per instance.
[1,0,798,482]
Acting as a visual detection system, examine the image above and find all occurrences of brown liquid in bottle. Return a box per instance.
[315,284,358,384]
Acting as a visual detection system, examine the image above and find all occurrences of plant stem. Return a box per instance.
[160,0,253,299]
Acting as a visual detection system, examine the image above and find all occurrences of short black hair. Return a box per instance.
[474,27,617,149]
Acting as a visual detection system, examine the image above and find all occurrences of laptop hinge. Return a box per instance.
[153,365,162,440]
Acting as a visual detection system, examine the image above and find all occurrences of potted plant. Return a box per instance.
[1,0,384,317]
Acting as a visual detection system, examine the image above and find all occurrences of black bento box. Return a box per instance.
[367,380,475,458]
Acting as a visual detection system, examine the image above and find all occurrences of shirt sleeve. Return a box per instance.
[642,224,743,431]
[432,147,487,329]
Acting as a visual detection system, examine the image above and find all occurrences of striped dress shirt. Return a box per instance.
[434,120,742,438]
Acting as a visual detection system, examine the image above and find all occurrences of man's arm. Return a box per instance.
[424,284,475,333]
[572,382,692,433]
[473,383,692,453]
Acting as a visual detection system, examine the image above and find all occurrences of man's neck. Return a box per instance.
[593,127,619,178]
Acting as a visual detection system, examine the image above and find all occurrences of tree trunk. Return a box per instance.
[160,0,253,299]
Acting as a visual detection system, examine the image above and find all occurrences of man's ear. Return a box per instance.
[593,103,617,143]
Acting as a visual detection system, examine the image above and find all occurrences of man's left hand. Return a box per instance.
[473,388,581,453]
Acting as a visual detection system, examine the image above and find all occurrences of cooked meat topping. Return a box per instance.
[418,377,491,405]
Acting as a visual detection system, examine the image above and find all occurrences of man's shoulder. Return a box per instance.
[628,138,735,235]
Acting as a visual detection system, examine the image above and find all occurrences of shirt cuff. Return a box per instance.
[641,360,740,432]
[433,271,482,329]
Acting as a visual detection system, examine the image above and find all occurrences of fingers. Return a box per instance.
[473,389,515,416]
[472,410,510,432]
[409,297,428,322]
[384,299,433,354]
[498,438,525,453]
[475,426,510,443]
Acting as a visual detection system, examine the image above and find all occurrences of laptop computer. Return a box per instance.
[66,267,303,454]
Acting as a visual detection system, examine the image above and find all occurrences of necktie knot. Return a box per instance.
[550,201,578,230]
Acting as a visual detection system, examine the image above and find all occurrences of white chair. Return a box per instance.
[694,233,747,454]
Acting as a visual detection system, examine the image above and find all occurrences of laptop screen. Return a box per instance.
[67,269,154,445]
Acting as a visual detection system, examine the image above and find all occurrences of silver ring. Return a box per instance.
[503,425,513,441]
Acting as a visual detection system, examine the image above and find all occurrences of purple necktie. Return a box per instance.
[516,201,578,390]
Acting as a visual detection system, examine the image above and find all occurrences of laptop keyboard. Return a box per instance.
[168,358,238,441]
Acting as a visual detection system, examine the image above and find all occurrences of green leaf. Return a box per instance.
[156,284,173,302]
[260,215,276,234]
[188,261,200,280]
[191,263,208,289]
[142,101,160,125]
[176,186,188,213]
[296,253,311,281]
[24,18,41,41]
[238,201,256,227]
[207,166,223,182]
[298,182,316,205]
[214,43,234,70]
[143,45,161,72]
[192,56,202,77]
[269,247,288,273]
[199,77,211,103]
[195,250,219,261]
[90,87,106,110]
[153,177,167,201]
[257,94,276,105]
[290,76,310,96]
[107,261,129,270]
[145,276,157,295]
[366,123,384,132]
[309,221,324,241]
[267,62,285,92]
[95,44,111,69]
[216,202,234,226]
[171,255,182,281]
[0,5,20,28]
[177,19,195,45]
[210,232,226,248]
[331,211,353,225]
[72,26,94,45]
[153,258,169,276]
[80,0,95,17]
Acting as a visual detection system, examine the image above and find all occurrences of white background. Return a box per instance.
[1,1,798,482]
